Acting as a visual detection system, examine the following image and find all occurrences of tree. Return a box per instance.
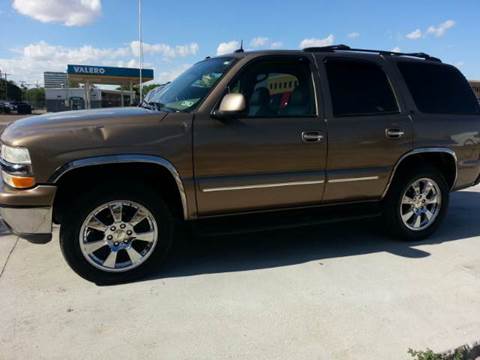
[142,83,162,94]
[0,79,22,101]
[24,87,45,106]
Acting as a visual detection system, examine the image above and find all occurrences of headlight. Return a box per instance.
[0,144,35,189]
[1,144,31,164]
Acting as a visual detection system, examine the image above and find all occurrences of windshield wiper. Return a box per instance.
[140,101,167,111]
[148,101,182,113]
[140,101,155,110]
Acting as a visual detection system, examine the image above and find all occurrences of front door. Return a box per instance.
[193,55,327,215]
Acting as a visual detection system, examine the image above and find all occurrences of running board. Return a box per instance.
[192,202,382,237]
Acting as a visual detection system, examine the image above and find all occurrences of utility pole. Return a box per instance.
[0,70,9,100]
[138,0,143,104]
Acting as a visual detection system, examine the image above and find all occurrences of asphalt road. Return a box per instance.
[1,186,480,359]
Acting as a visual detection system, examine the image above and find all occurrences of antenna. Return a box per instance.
[234,40,244,53]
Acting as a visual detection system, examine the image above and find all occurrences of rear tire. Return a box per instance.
[383,165,449,241]
[60,182,173,284]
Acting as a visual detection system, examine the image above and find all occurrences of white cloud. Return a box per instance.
[299,34,335,48]
[406,29,422,40]
[426,20,455,38]
[156,64,192,83]
[405,20,456,40]
[216,41,240,55]
[0,40,199,85]
[270,41,283,49]
[12,0,101,26]
[130,41,199,59]
[250,37,269,48]
[249,37,283,49]
[20,41,129,62]
[391,46,401,52]
[347,32,360,39]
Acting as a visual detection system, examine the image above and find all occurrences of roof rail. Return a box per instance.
[303,44,441,62]
[303,44,351,52]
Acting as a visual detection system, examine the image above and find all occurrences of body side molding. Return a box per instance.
[49,154,189,220]
[381,147,458,198]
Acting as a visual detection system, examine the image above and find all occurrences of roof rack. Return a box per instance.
[303,44,442,62]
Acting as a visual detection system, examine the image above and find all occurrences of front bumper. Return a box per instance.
[0,181,56,244]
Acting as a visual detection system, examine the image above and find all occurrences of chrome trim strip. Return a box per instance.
[381,147,458,198]
[49,155,189,220]
[0,158,33,176]
[328,176,379,183]
[202,180,325,193]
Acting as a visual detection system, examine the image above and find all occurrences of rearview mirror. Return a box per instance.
[212,93,246,119]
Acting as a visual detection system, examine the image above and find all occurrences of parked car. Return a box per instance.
[13,101,32,115]
[1,45,479,283]
[0,101,31,114]
[0,101,13,114]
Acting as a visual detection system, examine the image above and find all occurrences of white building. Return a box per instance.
[44,72,68,89]
[470,81,480,101]
[45,87,136,112]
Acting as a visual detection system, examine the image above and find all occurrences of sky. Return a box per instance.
[0,0,479,87]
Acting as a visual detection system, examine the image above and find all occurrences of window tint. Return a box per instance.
[325,58,399,117]
[397,61,480,114]
[229,58,315,117]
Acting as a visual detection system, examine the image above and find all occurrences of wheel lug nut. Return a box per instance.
[123,240,128,243]
[110,226,116,231]
[127,230,132,235]
[120,224,126,229]
[107,235,113,240]
[114,242,119,246]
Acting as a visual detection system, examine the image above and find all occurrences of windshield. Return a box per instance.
[146,57,235,112]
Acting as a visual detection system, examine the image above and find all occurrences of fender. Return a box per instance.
[381,147,458,198]
[48,154,189,220]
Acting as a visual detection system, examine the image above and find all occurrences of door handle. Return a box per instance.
[302,131,324,143]
[385,128,405,139]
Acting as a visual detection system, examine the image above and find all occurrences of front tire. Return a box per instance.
[60,183,173,284]
[384,166,449,241]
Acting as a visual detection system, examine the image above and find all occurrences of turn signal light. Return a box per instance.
[1,171,36,189]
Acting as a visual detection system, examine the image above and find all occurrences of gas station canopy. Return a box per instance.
[66,64,154,108]
[67,64,154,85]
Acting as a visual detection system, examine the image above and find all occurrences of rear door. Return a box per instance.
[314,54,413,202]
[193,55,328,215]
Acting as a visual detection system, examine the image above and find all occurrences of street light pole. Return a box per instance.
[138,0,143,104]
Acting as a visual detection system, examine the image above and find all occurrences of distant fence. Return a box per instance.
[45,99,132,112]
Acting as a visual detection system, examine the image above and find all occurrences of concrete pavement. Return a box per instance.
[1,187,480,359]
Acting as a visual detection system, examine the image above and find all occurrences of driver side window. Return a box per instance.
[229,58,316,118]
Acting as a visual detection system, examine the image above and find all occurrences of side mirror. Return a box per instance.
[212,93,246,120]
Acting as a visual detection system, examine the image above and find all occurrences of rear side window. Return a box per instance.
[325,58,399,117]
[398,61,480,115]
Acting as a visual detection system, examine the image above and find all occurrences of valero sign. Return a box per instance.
[67,64,154,79]
[71,66,106,75]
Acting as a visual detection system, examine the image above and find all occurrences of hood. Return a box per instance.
[0,106,192,183]
[1,107,168,146]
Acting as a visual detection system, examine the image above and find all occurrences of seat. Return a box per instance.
[249,87,275,117]
[280,87,312,116]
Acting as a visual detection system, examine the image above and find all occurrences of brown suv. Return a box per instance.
[1,45,479,283]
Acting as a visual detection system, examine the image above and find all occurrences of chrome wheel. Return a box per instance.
[79,201,158,272]
[400,178,442,231]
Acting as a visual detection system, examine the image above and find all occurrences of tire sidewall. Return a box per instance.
[60,184,173,284]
